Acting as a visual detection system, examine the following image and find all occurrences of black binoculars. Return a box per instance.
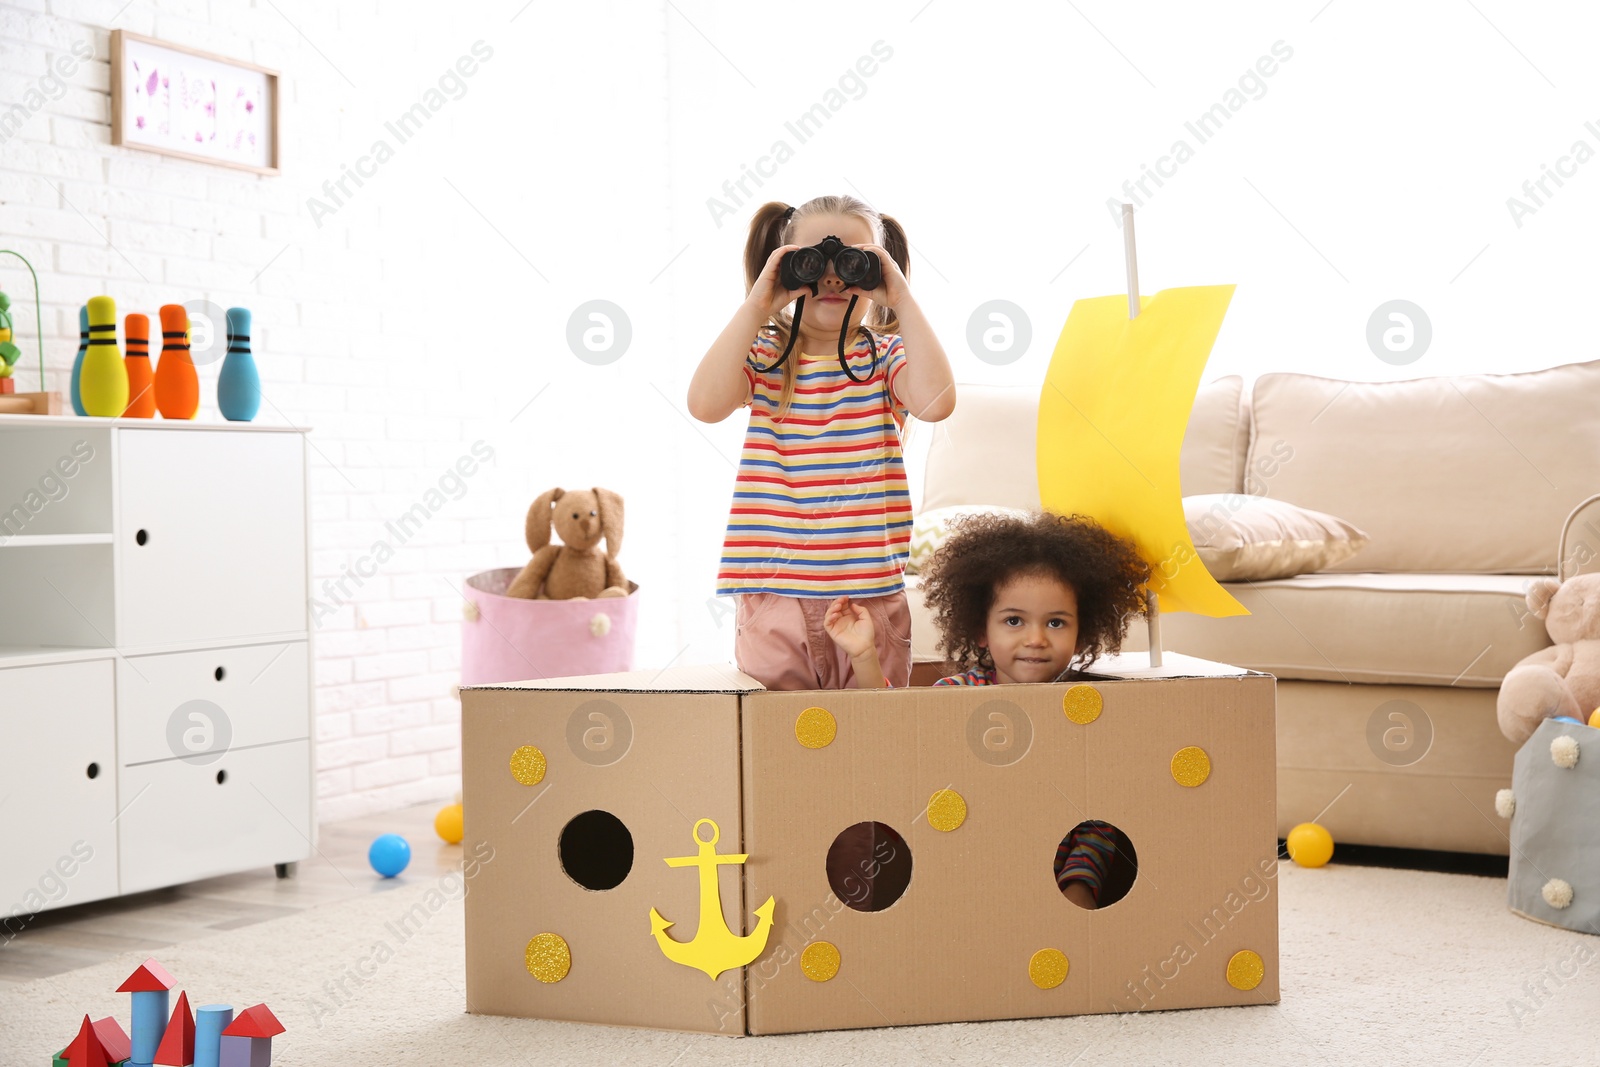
[780,236,882,295]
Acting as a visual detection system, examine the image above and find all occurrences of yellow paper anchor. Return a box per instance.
[648,818,775,980]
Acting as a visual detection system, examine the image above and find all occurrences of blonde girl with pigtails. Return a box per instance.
[688,194,956,691]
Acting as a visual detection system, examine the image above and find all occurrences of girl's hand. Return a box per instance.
[845,243,912,309]
[823,596,876,659]
[745,244,811,318]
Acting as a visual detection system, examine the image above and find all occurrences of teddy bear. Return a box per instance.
[1495,572,1600,743]
[506,487,628,600]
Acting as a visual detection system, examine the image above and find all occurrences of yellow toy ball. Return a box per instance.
[1589,707,1600,729]
[434,802,464,845]
[1286,822,1334,868]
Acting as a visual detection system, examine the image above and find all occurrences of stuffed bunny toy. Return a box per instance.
[1496,572,1600,743]
[506,487,628,600]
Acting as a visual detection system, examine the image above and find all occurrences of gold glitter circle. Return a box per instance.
[927,788,968,832]
[1028,948,1069,989]
[795,707,837,749]
[1062,685,1102,725]
[1171,746,1212,787]
[800,941,841,982]
[509,745,547,786]
[1226,949,1264,991]
[525,932,571,983]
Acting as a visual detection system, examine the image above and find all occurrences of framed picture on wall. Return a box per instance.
[110,30,280,174]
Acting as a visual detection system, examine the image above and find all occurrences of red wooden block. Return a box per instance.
[220,1004,284,1040]
[61,1015,108,1067]
[92,1017,131,1063]
[155,989,197,1066]
[61,1014,132,1067]
[117,957,178,992]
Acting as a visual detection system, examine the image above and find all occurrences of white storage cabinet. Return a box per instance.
[0,415,313,917]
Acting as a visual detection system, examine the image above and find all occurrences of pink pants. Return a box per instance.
[734,591,912,691]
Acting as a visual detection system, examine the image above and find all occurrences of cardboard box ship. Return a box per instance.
[460,652,1279,1036]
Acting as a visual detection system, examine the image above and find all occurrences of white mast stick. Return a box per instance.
[1122,203,1163,668]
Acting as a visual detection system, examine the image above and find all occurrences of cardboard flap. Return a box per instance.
[461,662,766,694]
[1080,650,1267,680]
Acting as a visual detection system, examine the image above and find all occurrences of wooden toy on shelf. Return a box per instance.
[0,288,18,384]
[0,247,60,414]
[0,389,62,414]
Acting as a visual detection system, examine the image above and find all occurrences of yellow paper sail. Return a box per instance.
[1037,285,1247,618]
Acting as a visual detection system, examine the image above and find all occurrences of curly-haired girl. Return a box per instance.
[919,509,1152,685]
[825,510,1151,687]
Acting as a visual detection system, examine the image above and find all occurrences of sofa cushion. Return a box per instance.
[1182,375,1249,497]
[918,377,1246,513]
[1248,359,1600,574]
[1116,572,1550,687]
[1185,494,1370,580]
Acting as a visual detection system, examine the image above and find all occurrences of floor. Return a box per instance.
[0,800,458,985]
[1,794,1510,988]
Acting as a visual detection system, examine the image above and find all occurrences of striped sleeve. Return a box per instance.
[883,335,909,416]
[743,334,782,403]
[1056,821,1119,899]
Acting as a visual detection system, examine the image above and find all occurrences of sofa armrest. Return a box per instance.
[1560,493,1600,579]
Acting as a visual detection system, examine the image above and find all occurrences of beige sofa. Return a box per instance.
[905,361,1600,856]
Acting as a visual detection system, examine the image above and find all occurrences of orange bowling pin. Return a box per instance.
[153,303,199,420]
[122,313,155,418]
[80,295,129,417]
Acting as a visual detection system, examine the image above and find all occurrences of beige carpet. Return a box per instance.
[1,862,1593,1066]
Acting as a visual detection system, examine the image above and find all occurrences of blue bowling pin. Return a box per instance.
[70,304,88,415]
[217,307,260,422]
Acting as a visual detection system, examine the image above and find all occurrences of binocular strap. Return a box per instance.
[752,294,881,384]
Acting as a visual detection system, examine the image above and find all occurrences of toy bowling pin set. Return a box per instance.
[67,296,258,422]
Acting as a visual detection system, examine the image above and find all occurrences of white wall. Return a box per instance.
[3,0,1596,818]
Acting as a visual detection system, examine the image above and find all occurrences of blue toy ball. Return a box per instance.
[368,833,411,878]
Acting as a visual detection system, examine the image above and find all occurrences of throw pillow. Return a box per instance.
[1185,494,1370,581]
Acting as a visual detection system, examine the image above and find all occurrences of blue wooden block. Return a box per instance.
[131,988,170,1063]
[218,1035,269,1067]
[193,1005,233,1067]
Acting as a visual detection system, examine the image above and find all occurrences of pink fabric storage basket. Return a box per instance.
[461,568,639,685]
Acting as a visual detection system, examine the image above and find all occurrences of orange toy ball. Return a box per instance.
[1286,822,1334,868]
[434,802,464,844]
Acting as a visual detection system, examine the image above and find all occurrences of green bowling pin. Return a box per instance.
[80,295,129,417]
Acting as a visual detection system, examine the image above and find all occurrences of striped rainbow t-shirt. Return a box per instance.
[716,330,912,599]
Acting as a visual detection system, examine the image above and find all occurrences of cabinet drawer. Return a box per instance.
[0,660,120,911]
[117,642,310,767]
[118,739,311,895]
[116,429,307,647]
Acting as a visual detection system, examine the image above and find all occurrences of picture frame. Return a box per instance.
[110,29,280,175]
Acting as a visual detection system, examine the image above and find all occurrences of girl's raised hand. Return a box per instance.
[745,244,810,318]
[822,595,876,659]
[845,243,912,309]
